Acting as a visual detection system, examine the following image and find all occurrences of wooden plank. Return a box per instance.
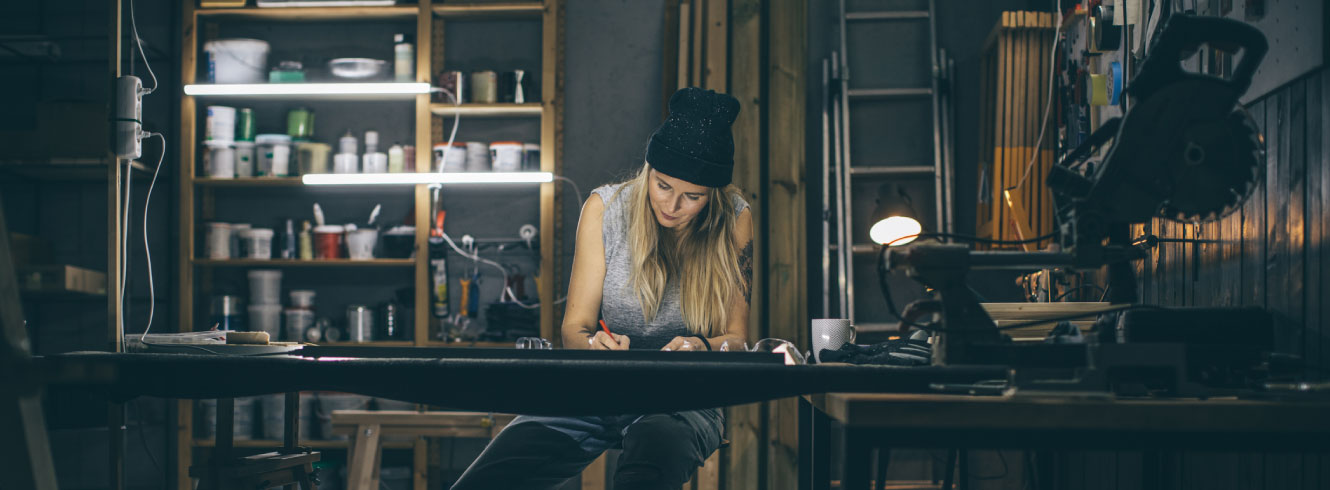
[1244,100,1266,309]
[677,1,691,90]
[691,0,703,87]
[178,1,199,488]
[1287,78,1307,364]
[347,423,383,490]
[767,1,806,487]
[539,0,562,341]
[1269,88,1289,351]
[415,0,435,348]
[726,0,762,487]
[661,0,680,113]
[1322,72,1330,375]
[581,453,606,490]
[1307,71,1323,374]
[704,0,726,91]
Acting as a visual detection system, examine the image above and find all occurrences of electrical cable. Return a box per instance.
[893,232,1059,247]
[119,154,133,342]
[138,133,165,342]
[1009,9,1062,194]
[128,0,157,93]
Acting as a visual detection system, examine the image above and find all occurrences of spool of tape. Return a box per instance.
[1089,74,1109,106]
[1089,5,1122,52]
[1108,62,1123,106]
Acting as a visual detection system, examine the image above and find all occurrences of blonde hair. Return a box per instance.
[615,163,745,337]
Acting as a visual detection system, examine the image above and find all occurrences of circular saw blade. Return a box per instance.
[1159,110,1264,222]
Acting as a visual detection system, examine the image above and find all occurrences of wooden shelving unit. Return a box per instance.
[193,438,416,450]
[175,2,563,489]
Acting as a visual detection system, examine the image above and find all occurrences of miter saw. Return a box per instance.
[883,14,1273,396]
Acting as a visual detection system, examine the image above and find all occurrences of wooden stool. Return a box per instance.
[331,410,514,490]
[191,394,321,490]
[190,451,321,490]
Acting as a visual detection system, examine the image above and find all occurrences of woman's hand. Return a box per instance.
[589,331,631,350]
[661,336,705,351]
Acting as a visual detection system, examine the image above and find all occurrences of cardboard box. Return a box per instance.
[18,265,107,296]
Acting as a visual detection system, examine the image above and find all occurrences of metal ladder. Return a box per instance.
[823,0,956,324]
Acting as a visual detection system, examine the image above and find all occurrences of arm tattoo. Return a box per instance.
[738,240,754,304]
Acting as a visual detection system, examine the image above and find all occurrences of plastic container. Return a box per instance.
[361,152,388,173]
[283,308,314,343]
[333,153,358,174]
[205,222,232,259]
[240,228,274,259]
[434,142,466,172]
[247,304,283,340]
[346,229,379,260]
[296,142,331,175]
[204,39,270,84]
[256,134,292,177]
[522,143,541,171]
[381,226,415,258]
[247,269,283,305]
[387,144,404,173]
[230,223,251,258]
[234,140,256,177]
[205,106,237,143]
[464,142,490,171]
[313,225,345,259]
[289,289,317,308]
[489,141,523,172]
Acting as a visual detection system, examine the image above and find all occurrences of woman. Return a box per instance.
[452,88,754,490]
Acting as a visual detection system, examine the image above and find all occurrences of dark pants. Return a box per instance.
[451,411,722,490]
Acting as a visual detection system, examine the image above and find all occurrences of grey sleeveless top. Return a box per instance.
[592,182,749,350]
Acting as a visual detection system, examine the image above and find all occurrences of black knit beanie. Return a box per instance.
[646,87,741,188]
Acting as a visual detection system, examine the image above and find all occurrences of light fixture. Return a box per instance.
[183,82,431,96]
[868,184,922,246]
[302,172,553,185]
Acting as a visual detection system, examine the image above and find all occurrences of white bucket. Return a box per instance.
[205,106,236,143]
[247,269,283,305]
[241,228,274,259]
[234,141,256,178]
[248,304,283,339]
[204,142,235,178]
[204,39,270,84]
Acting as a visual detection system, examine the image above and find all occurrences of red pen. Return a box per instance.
[599,319,613,338]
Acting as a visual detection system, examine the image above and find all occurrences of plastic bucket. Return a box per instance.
[247,269,282,305]
[248,304,283,339]
[204,39,270,84]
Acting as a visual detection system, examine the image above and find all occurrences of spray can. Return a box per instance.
[429,236,449,318]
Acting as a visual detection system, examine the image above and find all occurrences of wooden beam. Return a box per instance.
[767,0,806,488]
[704,0,727,90]
[726,0,763,488]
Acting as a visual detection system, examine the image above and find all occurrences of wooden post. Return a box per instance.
[766,0,807,487]
[726,0,764,487]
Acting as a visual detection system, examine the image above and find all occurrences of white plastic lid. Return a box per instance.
[204,38,270,52]
[385,226,415,235]
[242,228,274,238]
[289,290,317,306]
[233,140,255,148]
[231,223,252,230]
[255,134,292,145]
[247,269,282,279]
[204,140,234,149]
[523,143,540,151]
[313,225,345,234]
[343,224,358,232]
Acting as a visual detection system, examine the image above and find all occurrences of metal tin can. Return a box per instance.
[236,108,255,142]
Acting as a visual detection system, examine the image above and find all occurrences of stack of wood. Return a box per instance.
[976,12,1057,250]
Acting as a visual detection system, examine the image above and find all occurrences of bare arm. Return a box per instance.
[560,194,629,349]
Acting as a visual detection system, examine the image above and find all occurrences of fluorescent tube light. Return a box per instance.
[302,172,554,185]
[184,83,431,96]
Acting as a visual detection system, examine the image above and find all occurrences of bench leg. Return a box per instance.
[347,423,382,490]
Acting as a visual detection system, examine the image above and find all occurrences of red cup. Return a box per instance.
[313,226,345,259]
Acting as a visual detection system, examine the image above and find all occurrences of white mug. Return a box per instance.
[811,318,856,363]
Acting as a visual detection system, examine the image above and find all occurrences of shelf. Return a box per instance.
[195,5,419,21]
[193,259,416,267]
[184,83,430,100]
[433,2,544,18]
[0,158,151,182]
[319,341,415,347]
[194,177,304,187]
[192,439,414,449]
[430,103,542,117]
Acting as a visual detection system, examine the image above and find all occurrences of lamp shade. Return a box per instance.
[868,184,922,246]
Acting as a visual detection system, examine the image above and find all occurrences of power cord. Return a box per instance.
[138,133,165,342]
[128,0,157,94]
